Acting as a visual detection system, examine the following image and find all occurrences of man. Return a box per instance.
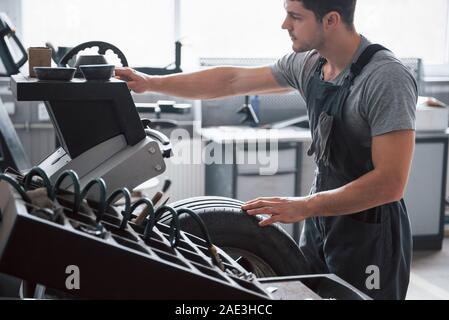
[116,0,417,300]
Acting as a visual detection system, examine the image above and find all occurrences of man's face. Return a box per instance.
[282,0,325,52]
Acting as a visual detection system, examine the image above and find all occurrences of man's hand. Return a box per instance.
[241,197,313,227]
[242,130,415,228]
[115,67,150,93]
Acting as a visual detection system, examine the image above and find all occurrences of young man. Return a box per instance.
[115,0,417,300]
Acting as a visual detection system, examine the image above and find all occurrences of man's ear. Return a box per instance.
[322,11,341,30]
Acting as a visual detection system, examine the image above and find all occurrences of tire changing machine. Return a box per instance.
[0,74,371,300]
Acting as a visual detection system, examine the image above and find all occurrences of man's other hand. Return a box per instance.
[241,197,313,227]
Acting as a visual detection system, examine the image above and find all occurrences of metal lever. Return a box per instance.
[144,128,170,146]
[142,122,173,158]
[145,128,173,159]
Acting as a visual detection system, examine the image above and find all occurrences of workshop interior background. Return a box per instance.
[1,0,449,300]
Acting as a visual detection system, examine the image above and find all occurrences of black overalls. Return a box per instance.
[299,45,413,300]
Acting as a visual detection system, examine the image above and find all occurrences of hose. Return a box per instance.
[79,178,107,222]
[105,187,132,223]
[144,205,180,247]
[176,208,225,271]
[52,170,81,213]
[0,173,32,204]
[128,198,154,230]
[23,167,55,201]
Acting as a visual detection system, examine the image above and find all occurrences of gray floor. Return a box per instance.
[406,234,449,300]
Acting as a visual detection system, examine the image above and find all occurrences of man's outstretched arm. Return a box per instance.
[115,66,293,100]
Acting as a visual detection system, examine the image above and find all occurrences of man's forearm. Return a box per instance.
[147,67,239,100]
[146,66,286,100]
[305,169,405,217]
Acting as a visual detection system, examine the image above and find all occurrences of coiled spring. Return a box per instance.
[0,167,232,272]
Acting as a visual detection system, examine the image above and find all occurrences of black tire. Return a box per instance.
[166,196,309,277]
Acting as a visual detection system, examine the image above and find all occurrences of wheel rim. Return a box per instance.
[223,247,277,278]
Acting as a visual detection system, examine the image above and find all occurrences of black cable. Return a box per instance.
[23,167,55,201]
[105,187,131,221]
[128,197,154,230]
[144,205,180,247]
[0,173,32,203]
[52,170,81,213]
[176,208,225,271]
[79,178,107,222]
[175,208,213,247]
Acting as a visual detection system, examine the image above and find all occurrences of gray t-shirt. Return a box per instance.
[270,35,418,147]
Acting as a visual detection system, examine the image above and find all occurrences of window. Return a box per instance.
[181,0,291,59]
[18,0,449,71]
[356,0,449,65]
[21,0,175,67]
[181,0,449,67]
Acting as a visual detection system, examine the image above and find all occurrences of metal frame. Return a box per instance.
[259,274,372,300]
[412,135,448,250]
[292,143,303,242]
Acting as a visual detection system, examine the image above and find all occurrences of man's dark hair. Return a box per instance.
[296,0,357,29]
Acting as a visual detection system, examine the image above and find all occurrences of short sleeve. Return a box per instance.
[270,51,316,98]
[362,62,418,137]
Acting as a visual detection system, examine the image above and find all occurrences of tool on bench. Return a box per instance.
[134,178,171,225]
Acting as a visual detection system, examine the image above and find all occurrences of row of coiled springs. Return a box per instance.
[0,167,227,272]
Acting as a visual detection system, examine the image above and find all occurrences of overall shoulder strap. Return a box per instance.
[315,56,327,74]
[350,44,390,77]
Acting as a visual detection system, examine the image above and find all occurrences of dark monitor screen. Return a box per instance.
[11,76,146,159]
[47,100,124,158]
